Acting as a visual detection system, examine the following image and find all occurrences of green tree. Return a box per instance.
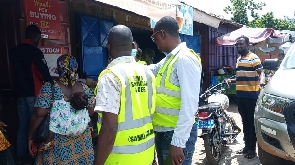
[224,0,265,25]
[249,12,295,31]
[224,1,295,31]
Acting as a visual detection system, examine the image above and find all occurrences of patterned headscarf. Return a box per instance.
[57,54,79,86]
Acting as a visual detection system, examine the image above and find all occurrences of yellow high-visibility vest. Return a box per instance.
[153,49,201,128]
[96,62,156,165]
[138,60,147,65]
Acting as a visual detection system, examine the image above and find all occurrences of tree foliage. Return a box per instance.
[224,0,265,25]
[224,0,295,31]
[249,12,295,31]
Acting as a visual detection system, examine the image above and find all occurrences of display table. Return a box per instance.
[217,75,236,95]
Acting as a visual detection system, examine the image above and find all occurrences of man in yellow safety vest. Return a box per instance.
[93,25,156,165]
[149,16,202,165]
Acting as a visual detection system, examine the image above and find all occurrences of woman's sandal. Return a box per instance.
[236,147,248,154]
[244,150,256,159]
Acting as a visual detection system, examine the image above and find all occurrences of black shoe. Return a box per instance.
[236,147,248,154]
[244,150,256,159]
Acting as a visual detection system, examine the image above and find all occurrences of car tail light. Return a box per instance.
[198,112,210,119]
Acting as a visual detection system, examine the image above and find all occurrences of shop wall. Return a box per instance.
[0,0,22,90]
[67,0,151,79]
[0,0,22,149]
[195,23,209,91]
[208,24,240,80]
[194,23,240,90]
[79,15,113,80]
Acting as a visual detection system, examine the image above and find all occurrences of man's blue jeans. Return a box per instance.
[17,97,35,157]
[155,123,198,165]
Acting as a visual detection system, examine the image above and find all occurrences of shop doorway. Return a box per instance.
[131,27,201,63]
[131,28,165,63]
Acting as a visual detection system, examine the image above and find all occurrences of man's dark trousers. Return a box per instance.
[237,98,257,151]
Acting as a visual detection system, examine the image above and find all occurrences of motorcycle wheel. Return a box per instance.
[204,128,222,165]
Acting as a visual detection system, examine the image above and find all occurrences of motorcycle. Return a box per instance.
[196,78,241,165]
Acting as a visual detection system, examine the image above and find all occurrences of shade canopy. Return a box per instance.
[216,27,283,46]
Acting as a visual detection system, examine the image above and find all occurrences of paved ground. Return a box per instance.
[192,103,261,165]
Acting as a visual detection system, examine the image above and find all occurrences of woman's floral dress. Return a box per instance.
[34,81,95,165]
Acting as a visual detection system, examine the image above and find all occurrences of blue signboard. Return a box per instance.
[150,3,193,36]
[177,3,193,36]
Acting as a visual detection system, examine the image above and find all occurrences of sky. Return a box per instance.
[185,0,294,20]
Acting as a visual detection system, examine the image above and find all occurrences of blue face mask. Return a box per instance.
[131,49,137,57]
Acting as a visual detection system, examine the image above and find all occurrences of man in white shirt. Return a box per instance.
[149,16,202,165]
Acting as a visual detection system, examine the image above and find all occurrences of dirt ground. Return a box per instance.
[192,103,261,165]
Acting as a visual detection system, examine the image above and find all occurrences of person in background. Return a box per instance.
[140,50,157,165]
[139,48,155,65]
[10,24,52,164]
[149,16,202,165]
[225,36,264,159]
[135,48,142,62]
[131,40,139,61]
[28,54,95,164]
[94,25,156,165]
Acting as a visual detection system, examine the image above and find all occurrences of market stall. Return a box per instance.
[212,27,288,100]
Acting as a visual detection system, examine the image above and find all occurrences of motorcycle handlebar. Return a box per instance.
[200,75,236,98]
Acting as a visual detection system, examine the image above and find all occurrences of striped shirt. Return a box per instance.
[236,52,263,98]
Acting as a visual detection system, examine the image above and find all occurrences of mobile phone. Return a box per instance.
[31,142,38,157]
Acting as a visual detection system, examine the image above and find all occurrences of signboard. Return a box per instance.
[39,46,63,76]
[177,3,193,36]
[25,0,62,39]
[150,3,193,36]
[39,46,63,54]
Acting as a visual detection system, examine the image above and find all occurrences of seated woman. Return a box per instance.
[28,54,95,164]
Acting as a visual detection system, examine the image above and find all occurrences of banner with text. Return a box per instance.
[25,0,62,39]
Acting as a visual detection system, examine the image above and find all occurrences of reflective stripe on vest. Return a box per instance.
[138,60,147,65]
[153,49,201,129]
[96,62,155,165]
